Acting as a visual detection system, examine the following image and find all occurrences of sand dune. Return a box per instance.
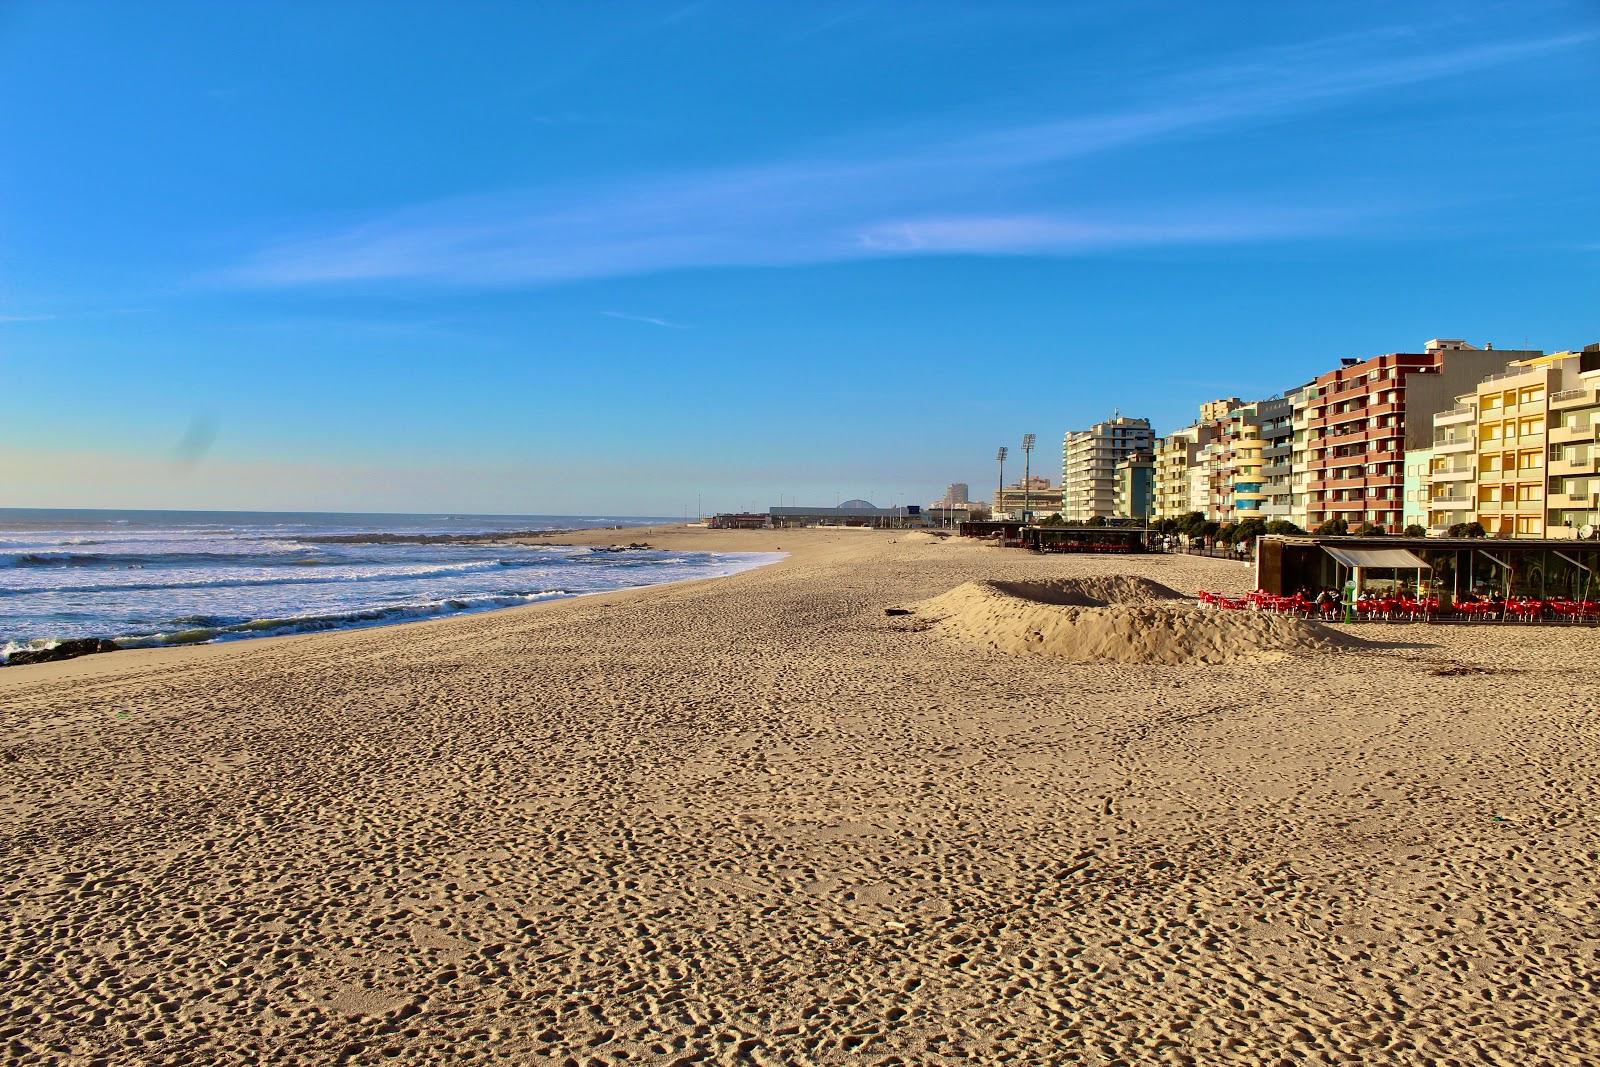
[3,526,1599,1064]
[918,576,1360,664]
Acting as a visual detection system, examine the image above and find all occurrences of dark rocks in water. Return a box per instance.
[6,638,120,667]
[598,543,652,552]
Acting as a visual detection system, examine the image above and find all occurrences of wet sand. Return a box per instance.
[3,526,1598,1064]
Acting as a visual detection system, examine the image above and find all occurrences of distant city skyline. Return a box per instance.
[2,1,1596,514]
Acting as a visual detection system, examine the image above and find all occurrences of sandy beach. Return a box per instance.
[3,525,1598,1065]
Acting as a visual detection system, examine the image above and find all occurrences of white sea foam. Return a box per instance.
[0,511,775,660]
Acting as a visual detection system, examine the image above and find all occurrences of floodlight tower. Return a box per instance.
[996,447,1008,518]
[1021,434,1036,520]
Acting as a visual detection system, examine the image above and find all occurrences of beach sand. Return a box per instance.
[3,526,1599,1064]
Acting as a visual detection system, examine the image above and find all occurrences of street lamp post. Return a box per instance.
[996,447,1008,520]
[1021,434,1036,521]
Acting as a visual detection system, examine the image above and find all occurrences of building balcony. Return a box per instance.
[1429,496,1473,510]
[1322,499,1368,512]
[1325,429,1373,449]
[1430,466,1474,481]
[1550,387,1600,411]
[1433,407,1474,426]
[1326,382,1372,404]
[1550,424,1597,444]
[1433,438,1474,455]
[1550,456,1599,477]
[1549,492,1600,511]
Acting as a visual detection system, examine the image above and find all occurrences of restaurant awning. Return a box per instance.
[1324,546,1432,570]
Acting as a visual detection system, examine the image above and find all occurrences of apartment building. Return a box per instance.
[1304,340,1516,534]
[1428,395,1478,534]
[1468,357,1570,537]
[1061,413,1153,522]
[1256,395,1295,523]
[1153,424,1211,520]
[1113,452,1155,522]
[1547,345,1600,537]
[1218,405,1266,524]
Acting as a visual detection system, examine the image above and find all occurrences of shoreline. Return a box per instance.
[5,528,1599,1062]
[0,524,783,668]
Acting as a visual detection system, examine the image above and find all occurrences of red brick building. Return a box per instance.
[1302,352,1439,534]
[1301,341,1524,534]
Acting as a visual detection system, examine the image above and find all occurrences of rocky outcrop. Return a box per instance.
[5,638,120,666]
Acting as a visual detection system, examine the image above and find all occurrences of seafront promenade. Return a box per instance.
[3,526,1597,1064]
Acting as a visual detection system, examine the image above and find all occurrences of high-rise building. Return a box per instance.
[1425,346,1591,537]
[1288,382,1317,531]
[1428,395,1478,534]
[1256,395,1295,524]
[1303,339,1521,534]
[1546,345,1600,538]
[937,483,970,508]
[1113,452,1156,522]
[1061,413,1153,522]
[1153,424,1211,520]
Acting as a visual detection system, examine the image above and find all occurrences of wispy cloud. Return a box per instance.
[0,313,56,324]
[222,28,1592,290]
[603,311,688,329]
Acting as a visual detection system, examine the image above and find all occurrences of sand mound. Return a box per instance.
[899,531,950,543]
[984,575,1188,607]
[918,579,1359,665]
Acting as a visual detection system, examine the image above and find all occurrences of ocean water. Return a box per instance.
[0,509,776,662]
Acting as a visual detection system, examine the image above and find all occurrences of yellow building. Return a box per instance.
[1448,349,1599,538]
[1472,361,1554,537]
[1153,425,1208,520]
[1224,412,1267,523]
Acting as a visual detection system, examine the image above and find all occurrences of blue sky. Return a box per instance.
[2,1,1596,515]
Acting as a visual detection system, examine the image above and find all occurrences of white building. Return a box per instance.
[1061,413,1154,522]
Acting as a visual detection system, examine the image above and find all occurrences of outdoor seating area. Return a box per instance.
[1198,588,1600,624]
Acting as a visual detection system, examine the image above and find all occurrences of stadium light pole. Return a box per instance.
[996,447,1008,520]
[1022,434,1036,521]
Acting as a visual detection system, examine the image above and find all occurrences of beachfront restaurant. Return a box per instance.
[1256,535,1600,605]
[1024,525,1148,553]
[958,519,1026,540]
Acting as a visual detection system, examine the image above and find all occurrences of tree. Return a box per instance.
[1039,513,1066,527]
[1402,524,1427,537]
[1263,519,1304,537]
[1353,522,1386,536]
[1314,517,1349,536]
[1200,521,1221,541]
[1085,515,1108,527]
[1175,512,1205,538]
[1236,517,1267,543]
[1465,521,1486,538]
[1216,522,1240,544]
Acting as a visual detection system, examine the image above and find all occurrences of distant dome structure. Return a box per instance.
[838,499,876,510]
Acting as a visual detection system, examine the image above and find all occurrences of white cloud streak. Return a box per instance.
[222,29,1593,290]
[603,311,687,329]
